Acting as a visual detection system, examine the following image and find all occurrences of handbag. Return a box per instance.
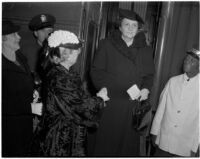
[132,99,152,136]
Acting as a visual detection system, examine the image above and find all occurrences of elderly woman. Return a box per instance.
[90,9,155,156]
[34,30,109,157]
[2,20,42,157]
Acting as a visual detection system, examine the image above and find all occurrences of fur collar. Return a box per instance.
[108,30,147,63]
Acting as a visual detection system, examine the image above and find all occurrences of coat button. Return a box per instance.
[177,110,181,113]
[174,125,178,128]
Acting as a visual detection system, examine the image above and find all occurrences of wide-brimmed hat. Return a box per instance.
[2,20,20,35]
[119,9,144,24]
[29,13,56,31]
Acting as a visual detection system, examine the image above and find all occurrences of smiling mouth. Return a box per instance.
[127,32,135,34]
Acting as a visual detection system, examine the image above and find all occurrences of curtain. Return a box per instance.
[151,2,199,110]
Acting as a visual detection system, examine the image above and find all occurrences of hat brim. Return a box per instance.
[29,22,54,31]
[119,9,144,24]
[59,42,83,50]
[187,51,199,60]
[3,25,20,35]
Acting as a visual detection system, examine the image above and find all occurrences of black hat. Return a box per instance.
[29,13,56,31]
[119,9,144,24]
[2,20,20,35]
[187,48,200,60]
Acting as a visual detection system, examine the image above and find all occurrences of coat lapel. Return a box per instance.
[109,30,147,64]
[2,52,31,75]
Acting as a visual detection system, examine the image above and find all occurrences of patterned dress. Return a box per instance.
[34,64,104,157]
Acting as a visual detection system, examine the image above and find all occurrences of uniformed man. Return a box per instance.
[150,48,200,157]
[28,13,56,75]
[25,14,56,131]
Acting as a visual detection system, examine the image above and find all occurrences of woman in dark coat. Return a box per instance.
[2,21,34,157]
[90,9,155,156]
[34,30,109,156]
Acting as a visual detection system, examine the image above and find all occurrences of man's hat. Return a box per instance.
[2,20,20,35]
[187,48,200,60]
[29,13,56,31]
[119,9,144,24]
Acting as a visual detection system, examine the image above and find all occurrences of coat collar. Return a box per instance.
[2,51,30,74]
[108,30,147,63]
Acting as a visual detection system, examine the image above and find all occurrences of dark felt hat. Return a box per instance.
[2,20,20,35]
[119,9,144,24]
[29,13,56,31]
[187,48,200,60]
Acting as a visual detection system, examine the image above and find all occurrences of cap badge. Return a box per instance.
[40,15,47,22]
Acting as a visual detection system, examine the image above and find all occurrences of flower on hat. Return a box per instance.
[48,30,80,48]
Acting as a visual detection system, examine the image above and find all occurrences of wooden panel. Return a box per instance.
[2,2,82,34]
[2,2,84,74]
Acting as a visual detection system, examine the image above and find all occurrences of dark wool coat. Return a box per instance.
[2,51,34,157]
[34,65,104,157]
[90,31,154,156]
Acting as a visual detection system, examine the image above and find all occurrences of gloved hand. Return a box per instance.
[97,87,110,102]
[139,88,150,101]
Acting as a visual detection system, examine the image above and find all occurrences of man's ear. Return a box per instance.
[119,27,122,32]
[33,31,38,38]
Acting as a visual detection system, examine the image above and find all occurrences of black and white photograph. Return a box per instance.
[1,0,199,157]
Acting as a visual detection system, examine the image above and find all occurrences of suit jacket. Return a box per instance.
[151,73,199,156]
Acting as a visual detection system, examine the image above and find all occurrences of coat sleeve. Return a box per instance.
[191,104,200,153]
[74,93,104,121]
[140,47,155,91]
[90,39,116,90]
[48,70,104,127]
[150,79,170,135]
[46,73,77,122]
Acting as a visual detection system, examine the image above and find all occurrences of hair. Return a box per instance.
[41,42,61,72]
[116,17,143,29]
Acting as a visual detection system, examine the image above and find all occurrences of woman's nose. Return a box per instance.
[128,25,134,31]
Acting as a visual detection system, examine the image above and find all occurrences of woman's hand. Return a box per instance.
[96,87,110,102]
[139,88,149,101]
[33,89,40,103]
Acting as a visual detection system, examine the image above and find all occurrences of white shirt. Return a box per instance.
[151,73,199,156]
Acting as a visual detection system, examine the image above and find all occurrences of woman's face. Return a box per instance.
[59,47,81,66]
[3,32,21,51]
[119,18,139,40]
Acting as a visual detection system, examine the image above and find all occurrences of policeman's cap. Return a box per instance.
[119,9,144,24]
[29,13,56,31]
